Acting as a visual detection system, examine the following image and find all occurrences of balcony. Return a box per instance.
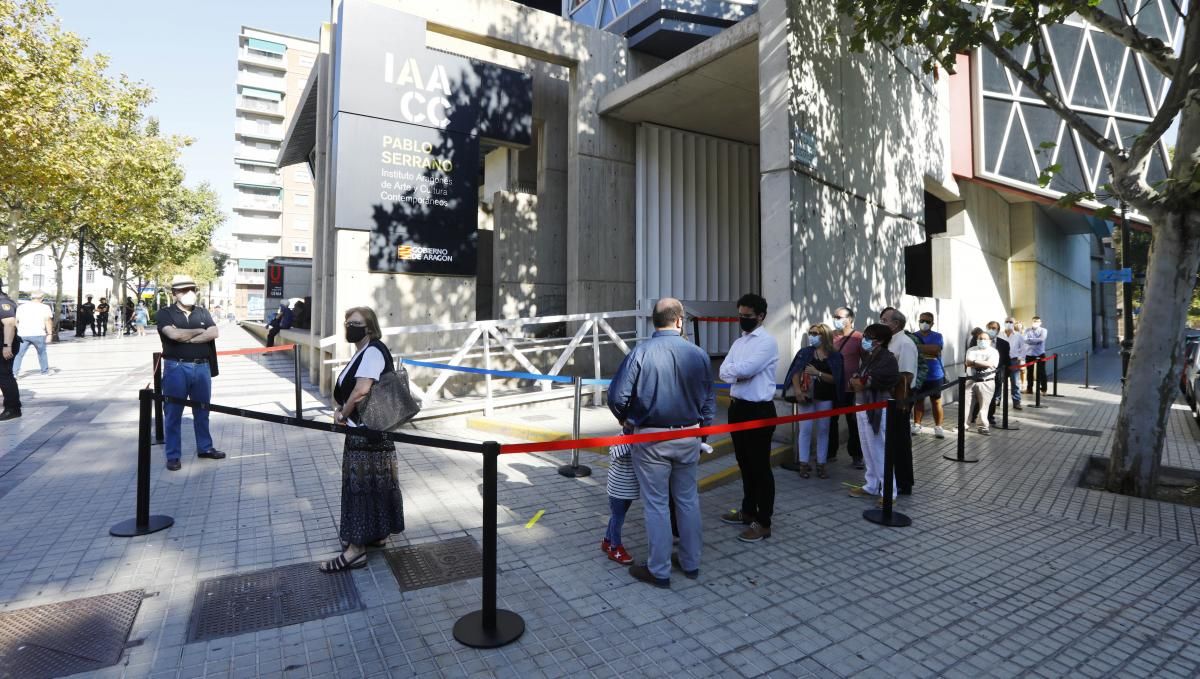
[236,272,266,286]
[233,194,283,213]
[236,97,283,117]
[236,122,284,142]
[231,218,282,237]
[234,171,281,188]
[237,47,287,72]
[233,145,279,164]
[235,70,285,94]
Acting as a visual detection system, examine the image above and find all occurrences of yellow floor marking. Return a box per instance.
[525,509,545,528]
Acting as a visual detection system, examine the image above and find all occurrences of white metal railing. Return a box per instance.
[234,171,281,187]
[234,195,283,212]
[238,48,286,70]
[319,309,648,413]
[237,97,283,115]
[236,71,285,92]
[234,145,279,163]
[236,123,284,141]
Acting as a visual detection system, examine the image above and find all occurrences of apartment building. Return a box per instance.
[232,27,317,321]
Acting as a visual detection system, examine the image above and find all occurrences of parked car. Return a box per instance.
[1181,332,1200,418]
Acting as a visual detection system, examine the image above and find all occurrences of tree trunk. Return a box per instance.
[1106,210,1200,496]
[5,233,20,296]
[51,242,67,341]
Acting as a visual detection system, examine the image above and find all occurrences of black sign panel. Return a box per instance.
[329,0,532,277]
[266,264,284,298]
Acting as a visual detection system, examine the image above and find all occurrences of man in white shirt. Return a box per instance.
[964,329,1000,435]
[880,307,918,494]
[13,291,54,376]
[1000,316,1024,410]
[717,293,779,543]
[1023,316,1049,394]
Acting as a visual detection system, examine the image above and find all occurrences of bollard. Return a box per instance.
[557,377,592,478]
[294,346,304,419]
[864,400,912,527]
[1030,364,1047,408]
[1050,354,1061,396]
[692,316,701,347]
[944,377,978,463]
[152,353,165,444]
[1084,350,1091,389]
[999,367,1019,431]
[453,441,525,648]
[110,389,175,537]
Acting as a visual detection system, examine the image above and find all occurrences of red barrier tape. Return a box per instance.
[216,344,296,357]
[499,401,888,454]
[692,316,740,323]
[1009,353,1057,371]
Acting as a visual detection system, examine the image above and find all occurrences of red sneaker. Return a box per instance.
[607,545,633,565]
[600,539,612,553]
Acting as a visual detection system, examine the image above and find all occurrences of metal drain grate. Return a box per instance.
[186,562,362,643]
[384,537,482,591]
[1050,426,1103,437]
[0,589,144,679]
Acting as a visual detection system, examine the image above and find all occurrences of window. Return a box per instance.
[293,193,310,207]
[85,270,95,284]
[31,274,43,288]
[904,192,947,298]
[292,242,309,254]
[32,254,43,266]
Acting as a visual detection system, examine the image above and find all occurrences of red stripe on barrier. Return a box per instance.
[499,401,888,454]
[1009,354,1056,371]
[216,344,297,357]
[692,316,740,323]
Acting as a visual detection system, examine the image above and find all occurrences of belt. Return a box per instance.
[637,423,697,430]
[165,357,209,364]
[730,397,773,405]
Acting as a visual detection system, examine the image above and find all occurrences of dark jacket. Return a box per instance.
[783,346,845,405]
[854,347,900,433]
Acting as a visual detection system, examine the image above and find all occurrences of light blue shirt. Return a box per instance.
[608,330,716,428]
[719,326,779,402]
[1024,326,1048,355]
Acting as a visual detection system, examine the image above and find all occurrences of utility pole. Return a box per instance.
[76,226,85,314]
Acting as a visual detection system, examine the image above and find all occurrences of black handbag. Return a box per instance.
[358,361,421,430]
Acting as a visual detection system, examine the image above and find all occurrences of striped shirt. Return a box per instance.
[606,443,640,500]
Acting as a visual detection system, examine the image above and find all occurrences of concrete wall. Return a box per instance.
[1010,204,1094,361]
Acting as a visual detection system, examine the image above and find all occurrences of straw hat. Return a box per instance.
[170,275,198,291]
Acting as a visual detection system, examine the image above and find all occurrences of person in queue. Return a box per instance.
[828,306,864,469]
[718,293,780,543]
[1024,316,1049,394]
[321,306,406,573]
[879,307,918,495]
[157,276,224,470]
[964,327,1000,435]
[911,311,946,438]
[608,297,714,588]
[782,323,843,479]
[985,320,1011,428]
[1001,316,1024,410]
[847,324,899,505]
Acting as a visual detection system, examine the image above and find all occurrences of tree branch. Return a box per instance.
[1063,0,1179,76]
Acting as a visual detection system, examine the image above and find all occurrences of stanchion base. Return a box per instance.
[453,609,525,648]
[998,422,1021,431]
[942,453,979,463]
[557,465,592,478]
[863,508,912,527]
[1027,405,1049,409]
[109,515,174,537]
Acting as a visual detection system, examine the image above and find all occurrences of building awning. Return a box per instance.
[278,64,319,168]
[233,181,282,192]
[240,86,283,101]
[247,38,286,55]
[238,258,267,269]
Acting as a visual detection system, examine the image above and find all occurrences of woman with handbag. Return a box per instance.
[847,324,900,505]
[320,306,405,573]
[782,323,845,479]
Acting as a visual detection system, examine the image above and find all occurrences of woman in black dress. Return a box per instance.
[320,306,405,573]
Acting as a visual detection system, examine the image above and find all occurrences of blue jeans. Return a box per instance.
[1008,358,1022,403]
[605,498,634,547]
[13,335,47,374]
[163,360,214,461]
[631,432,702,580]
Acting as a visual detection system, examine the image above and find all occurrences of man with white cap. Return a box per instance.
[156,275,223,471]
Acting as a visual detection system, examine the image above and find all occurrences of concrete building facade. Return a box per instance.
[279,0,1167,391]
[232,27,318,321]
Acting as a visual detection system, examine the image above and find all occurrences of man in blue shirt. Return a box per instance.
[911,311,946,439]
[609,297,714,588]
[266,302,294,347]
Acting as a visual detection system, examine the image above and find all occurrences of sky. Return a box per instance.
[52,0,332,239]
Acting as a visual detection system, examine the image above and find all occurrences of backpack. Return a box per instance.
[905,331,930,386]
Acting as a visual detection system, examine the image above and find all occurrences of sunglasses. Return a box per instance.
[344,321,366,328]
[174,287,197,294]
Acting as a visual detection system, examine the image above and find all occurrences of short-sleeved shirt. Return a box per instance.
[15,302,52,337]
[915,330,944,381]
[888,331,920,388]
[833,331,863,391]
[336,343,388,427]
[80,302,95,317]
[156,304,216,360]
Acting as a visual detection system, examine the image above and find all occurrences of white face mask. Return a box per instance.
[978,340,991,349]
[919,322,932,331]
[1004,322,1014,330]
[835,317,850,330]
[986,329,998,338]
[178,292,197,306]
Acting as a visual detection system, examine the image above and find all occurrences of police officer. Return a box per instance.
[96,297,110,336]
[0,280,22,420]
[76,294,96,337]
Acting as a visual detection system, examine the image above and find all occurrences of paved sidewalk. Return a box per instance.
[1,331,1199,679]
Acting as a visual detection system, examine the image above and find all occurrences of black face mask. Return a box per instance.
[739,317,759,333]
[345,325,367,343]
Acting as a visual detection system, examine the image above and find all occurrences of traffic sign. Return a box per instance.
[1098,268,1133,283]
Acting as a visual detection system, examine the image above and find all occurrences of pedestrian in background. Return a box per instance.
[609,297,714,588]
[13,291,53,377]
[847,324,899,504]
[157,275,224,471]
[828,306,864,469]
[76,294,96,338]
[134,302,149,336]
[1024,316,1049,394]
[911,311,946,438]
[95,297,110,337]
[782,322,843,479]
[0,281,22,421]
[718,293,779,543]
[266,301,293,347]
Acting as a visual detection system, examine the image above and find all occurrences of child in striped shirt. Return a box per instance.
[601,443,639,565]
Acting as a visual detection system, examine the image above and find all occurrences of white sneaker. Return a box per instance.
[978,426,990,436]
[933,426,945,439]
[911,424,922,435]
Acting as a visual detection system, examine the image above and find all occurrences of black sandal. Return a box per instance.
[319,552,367,573]
[341,538,388,550]
[798,462,811,479]
[816,464,829,479]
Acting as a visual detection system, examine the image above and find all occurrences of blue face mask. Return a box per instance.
[808,335,820,347]
[861,338,875,352]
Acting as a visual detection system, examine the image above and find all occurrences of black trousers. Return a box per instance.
[75,315,92,337]
[828,393,862,460]
[894,402,914,492]
[266,327,280,347]
[0,354,19,412]
[729,399,777,528]
[97,316,108,336]
[1026,355,1047,393]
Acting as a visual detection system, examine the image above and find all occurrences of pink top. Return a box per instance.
[833,331,863,390]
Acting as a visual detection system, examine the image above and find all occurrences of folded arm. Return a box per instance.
[719,339,775,382]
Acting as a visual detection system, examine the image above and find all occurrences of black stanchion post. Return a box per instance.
[1002,369,1009,430]
[152,352,164,444]
[294,346,303,419]
[111,389,174,537]
[1051,354,1060,396]
[1035,370,1043,408]
[454,441,525,648]
[692,316,701,347]
[945,377,978,463]
[864,400,912,527]
[558,376,592,478]
[1085,350,1091,389]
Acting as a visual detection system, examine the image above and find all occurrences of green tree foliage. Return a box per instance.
[836,0,1200,497]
